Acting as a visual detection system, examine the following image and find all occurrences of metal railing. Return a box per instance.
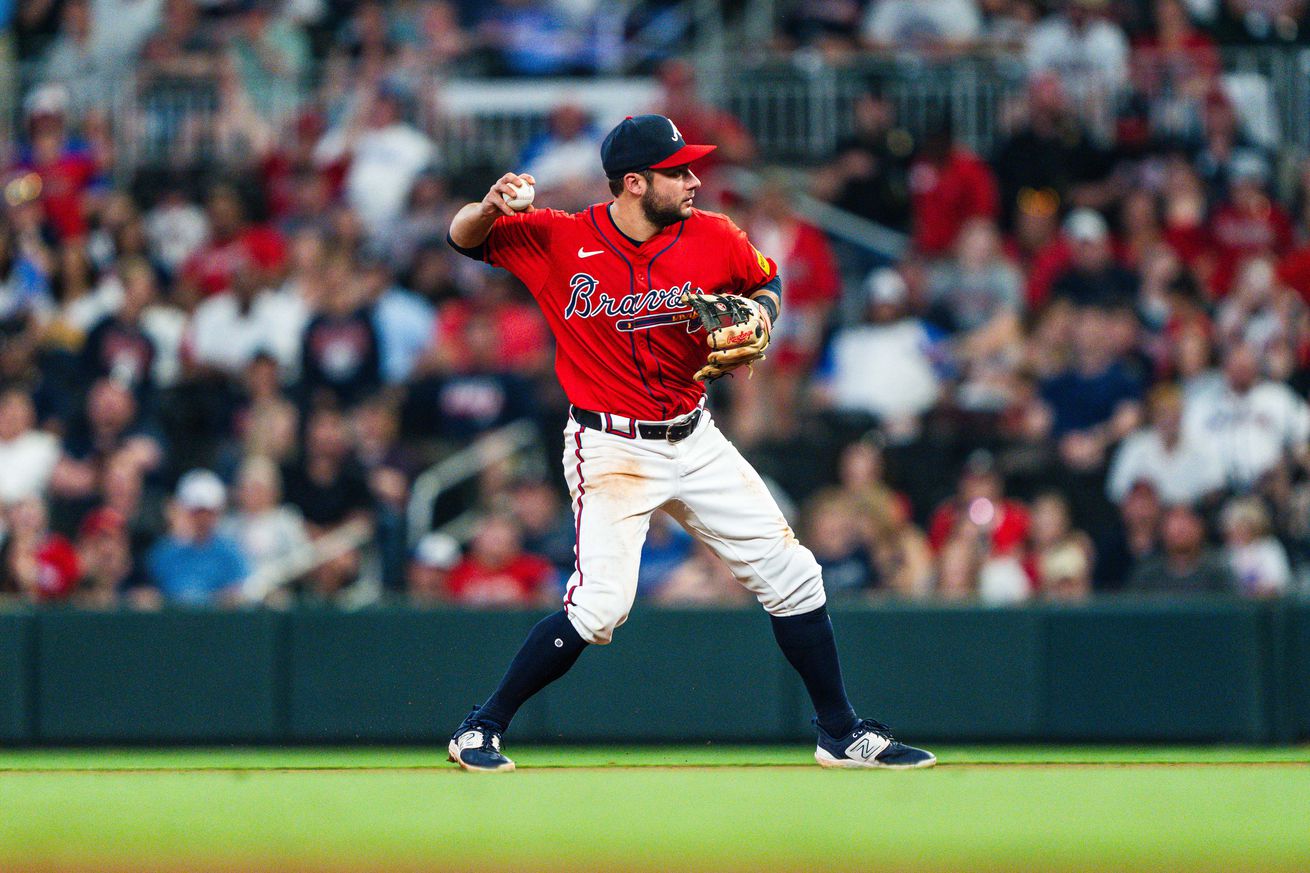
[405,420,542,548]
[7,46,1308,177]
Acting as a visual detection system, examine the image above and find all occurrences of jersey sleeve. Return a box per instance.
[482,209,569,292]
[723,219,778,295]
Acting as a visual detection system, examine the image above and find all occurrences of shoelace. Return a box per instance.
[856,718,896,743]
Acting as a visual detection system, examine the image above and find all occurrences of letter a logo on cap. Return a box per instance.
[668,119,682,142]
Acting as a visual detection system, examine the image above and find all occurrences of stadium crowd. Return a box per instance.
[0,0,1307,608]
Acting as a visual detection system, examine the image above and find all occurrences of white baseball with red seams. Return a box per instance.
[560,405,825,644]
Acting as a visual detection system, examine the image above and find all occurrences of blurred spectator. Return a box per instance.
[180,184,287,303]
[185,258,307,379]
[1049,208,1137,308]
[40,0,131,116]
[382,170,448,271]
[811,86,913,232]
[1107,383,1224,504]
[927,217,1023,361]
[1039,306,1144,470]
[474,0,596,76]
[1221,496,1291,596]
[223,455,309,602]
[908,117,999,257]
[0,388,60,503]
[836,438,933,597]
[518,104,607,211]
[51,379,163,502]
[314,81,438,234]
[78,257,158,397]
[360,254,436,385]
[1182,342,1310,491]
[408,530,460,604]
[226,0,309,122]
[930,450,1032,601]
[93,0,165,64]
[1127,503,1235,593]
[299,252,382,408]
[636,512,696,597]
[992,74,1116,229]
[1211,0,1310,44]
[144,182,210,279]
[13,84,104,242]
[861,0,983,49]
[0,496,80,601]
[145,469,248,604]
[443,513,555,607]
[653,540,753,606]
[1097,479,1163,587]
[1028,491,1094,598]
[1207,153,1293,296]
[507,476,577,577]
[74,506,144,608]
[820,267,945,438]
[804,490,876,598]
[1025,0,1129,138]
[742,177,841,372]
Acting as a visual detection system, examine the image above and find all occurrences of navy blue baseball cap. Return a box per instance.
[601,114,716,178]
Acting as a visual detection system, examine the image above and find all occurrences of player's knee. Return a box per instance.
[760,549,827,617]
[564,600,629,645]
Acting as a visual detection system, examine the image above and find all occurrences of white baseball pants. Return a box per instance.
[560,406,827,644]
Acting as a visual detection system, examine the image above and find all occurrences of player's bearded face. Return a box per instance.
[641,167,698,227]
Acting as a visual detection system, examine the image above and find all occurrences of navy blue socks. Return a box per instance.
[770,605,859,737]
[476,611,588,732]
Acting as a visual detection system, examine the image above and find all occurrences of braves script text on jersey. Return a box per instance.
[460,202,827,644]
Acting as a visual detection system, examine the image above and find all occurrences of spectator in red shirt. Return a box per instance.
[0,495,80,601]
[931,451,1033,602]
[1208,153,1294,297]
[444,514,556,607]
[429,272,550,377]
[13,85,103,241]
[742,178,841,371]
[179,184,287,303]
[909,119,1000,258]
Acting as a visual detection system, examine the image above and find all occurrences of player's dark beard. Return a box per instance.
[640,188,687,228]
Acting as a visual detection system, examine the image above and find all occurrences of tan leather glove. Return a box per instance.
[680,291,772,382]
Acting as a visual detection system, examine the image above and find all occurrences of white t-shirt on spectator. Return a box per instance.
[320,124,438,234]
[187,289,309,377]
[827,320,941,420]
[145,202,209,274]
[1227,537,1291,595]
[1182,382,1310,489]
[1026,16,1128,90]
[1106,427,1226,504]
[863,0,982,45]
[0,430,60,503]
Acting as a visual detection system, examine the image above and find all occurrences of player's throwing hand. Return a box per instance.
[480,172,537,217]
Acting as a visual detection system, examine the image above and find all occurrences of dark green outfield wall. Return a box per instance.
[0,601,1306,744]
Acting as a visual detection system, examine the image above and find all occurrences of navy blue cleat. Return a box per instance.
[814,717,936,770]
[447,708,515,773]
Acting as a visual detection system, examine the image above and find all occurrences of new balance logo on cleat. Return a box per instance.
[813,717,936,770]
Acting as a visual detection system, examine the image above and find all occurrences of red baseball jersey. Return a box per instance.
[468,203,777,420]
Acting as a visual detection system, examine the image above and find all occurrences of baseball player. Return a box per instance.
[445,114,935,772]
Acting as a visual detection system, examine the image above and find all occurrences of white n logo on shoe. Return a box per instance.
[846,733,891,761]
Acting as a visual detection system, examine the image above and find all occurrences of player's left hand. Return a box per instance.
[680,292,771,382]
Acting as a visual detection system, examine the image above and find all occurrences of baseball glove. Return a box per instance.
[680,291,772,382]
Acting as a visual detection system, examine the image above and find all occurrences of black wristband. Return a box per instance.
[754,293,779,323]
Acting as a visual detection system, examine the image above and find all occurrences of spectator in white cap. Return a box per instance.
[407,532,461,604]
[144,469,249,605]
[818,267,947,441]
[1050,207,1137,308]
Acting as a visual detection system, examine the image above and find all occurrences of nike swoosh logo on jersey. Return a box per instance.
[578,248,605,259]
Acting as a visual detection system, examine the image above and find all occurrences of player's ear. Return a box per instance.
[625,172,647,196]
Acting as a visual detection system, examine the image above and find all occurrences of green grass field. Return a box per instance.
[2,745,1308,872]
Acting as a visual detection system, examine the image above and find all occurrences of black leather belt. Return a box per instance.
[571,406,703,442]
